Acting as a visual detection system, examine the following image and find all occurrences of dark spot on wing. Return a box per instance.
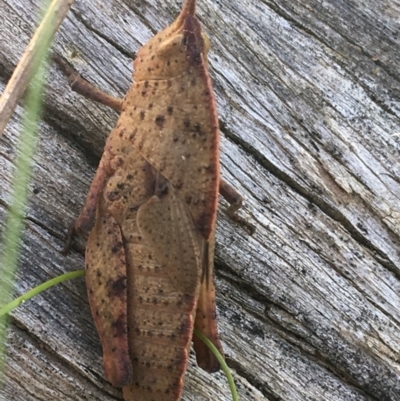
[155,115,166,128]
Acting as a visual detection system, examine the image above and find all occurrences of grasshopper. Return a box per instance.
[57,0,253,399]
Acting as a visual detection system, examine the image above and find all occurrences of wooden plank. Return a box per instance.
[1,0,400,400]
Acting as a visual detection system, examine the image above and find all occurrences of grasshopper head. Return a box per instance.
[133,0,210,81]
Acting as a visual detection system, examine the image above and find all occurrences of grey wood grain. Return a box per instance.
[1,0,400,400]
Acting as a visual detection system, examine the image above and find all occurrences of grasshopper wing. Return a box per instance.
[85,199,132,387]
[122,182,203,401]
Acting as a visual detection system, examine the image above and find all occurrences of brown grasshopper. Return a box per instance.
[57,0,253,400]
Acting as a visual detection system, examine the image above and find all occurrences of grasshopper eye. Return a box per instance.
[202,33,210,55]
[157,34,186,57]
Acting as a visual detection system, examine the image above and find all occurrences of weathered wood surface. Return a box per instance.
[1,0,400,400]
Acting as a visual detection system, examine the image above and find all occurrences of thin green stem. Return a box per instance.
[194,328,239,401]
[0,270,85,318]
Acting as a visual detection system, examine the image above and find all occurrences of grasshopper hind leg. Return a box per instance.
[85,202,132,387]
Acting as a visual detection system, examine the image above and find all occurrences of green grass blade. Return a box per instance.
[0,270,85,318]
[194,328,239,401]
[0,0,54,384]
